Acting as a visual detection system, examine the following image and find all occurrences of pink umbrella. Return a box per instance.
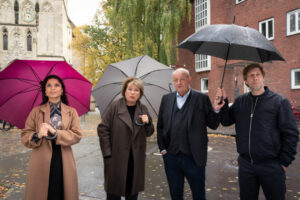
[0,59,92,129]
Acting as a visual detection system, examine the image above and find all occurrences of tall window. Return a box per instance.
[195,0,211,72]
[27,31,32,51]
[3,29,8,50]
[291,69,300,89]
[14,0,19,24]
[259,18,274,40]
[287,9,300,36]
[236,0,246,4]
[201,78,208,93]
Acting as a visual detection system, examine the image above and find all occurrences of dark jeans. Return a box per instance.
[163,153,206,200]
[238,156,286,200]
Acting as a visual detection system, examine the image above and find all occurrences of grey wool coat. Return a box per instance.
[21,102,82,200]
[97,98,154,196]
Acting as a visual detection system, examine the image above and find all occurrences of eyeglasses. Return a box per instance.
[135,119,145,126]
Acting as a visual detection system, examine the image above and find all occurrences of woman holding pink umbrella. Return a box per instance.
[21,75,82,200]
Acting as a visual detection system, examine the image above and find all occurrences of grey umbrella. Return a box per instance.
[177,24,285,88]
[92,55,174,118]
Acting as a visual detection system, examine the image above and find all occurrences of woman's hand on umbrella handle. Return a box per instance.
[40,123,56,136]
[45,123,56,135]
[38,124,48,138]
[139,114,149,124]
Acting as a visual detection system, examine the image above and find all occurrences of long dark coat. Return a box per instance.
[97,98,154,196]
[21,103,82,200]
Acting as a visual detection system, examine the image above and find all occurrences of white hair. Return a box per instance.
[172,68,190,78]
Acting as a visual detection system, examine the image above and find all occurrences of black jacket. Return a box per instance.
[157,89,219,167]
[221,87,299,167]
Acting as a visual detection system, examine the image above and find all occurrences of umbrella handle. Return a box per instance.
[135,119,146,126]
[42,112,58,140]
[218,96,224,105]
[44,132,57,140]
[135,105,146,126]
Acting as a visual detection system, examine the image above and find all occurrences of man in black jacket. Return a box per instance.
[219,63,299,200]
[157,68,224,200]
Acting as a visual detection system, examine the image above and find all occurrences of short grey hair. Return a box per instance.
[172,68,190,78]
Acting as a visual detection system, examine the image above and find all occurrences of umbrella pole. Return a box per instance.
[219,45,231,104]
[220,58,228,89]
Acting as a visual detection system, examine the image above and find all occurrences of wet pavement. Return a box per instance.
[0,111,299,200]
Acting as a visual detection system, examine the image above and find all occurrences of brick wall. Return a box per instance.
[176,0,300,106]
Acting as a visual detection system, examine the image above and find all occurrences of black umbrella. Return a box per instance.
[92,55,174,118]
[177,24,285,88]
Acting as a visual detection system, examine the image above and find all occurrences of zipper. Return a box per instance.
[248,97,258,164]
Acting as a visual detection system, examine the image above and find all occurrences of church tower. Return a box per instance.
[0,0,74,70]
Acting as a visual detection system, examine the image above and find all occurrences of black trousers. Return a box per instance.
[47,141,64,200]
[238,156,286,200]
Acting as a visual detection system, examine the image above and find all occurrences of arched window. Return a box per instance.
[3,29,8,50]
[27,31,32,51]
[14,0,19,24]
[35,2,39,13]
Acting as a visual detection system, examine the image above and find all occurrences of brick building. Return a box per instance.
[176,0,300,107]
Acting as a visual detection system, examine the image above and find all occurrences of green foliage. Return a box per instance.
[71,26,108,85]
[93,0,191,66]
[71,1,191,84]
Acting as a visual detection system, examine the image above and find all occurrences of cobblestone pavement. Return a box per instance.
[0,111,299,200]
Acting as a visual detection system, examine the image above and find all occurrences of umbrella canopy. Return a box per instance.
[0,60,92,129]
[178,24,284,62]
[92,55,174,118]
[177,24,285,88]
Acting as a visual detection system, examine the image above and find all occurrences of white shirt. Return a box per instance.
[176,89,191,109]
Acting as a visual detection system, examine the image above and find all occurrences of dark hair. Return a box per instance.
[121,77,144,100]
[243,63,265,81]
[41,75,69,105]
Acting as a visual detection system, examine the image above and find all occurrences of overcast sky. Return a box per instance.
[68,0,101,26]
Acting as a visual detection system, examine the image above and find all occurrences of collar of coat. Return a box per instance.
[38,102,72,129]
[40,102,71,114]
[117,98,142,113]
[117,98,144,136]
[249,86,270,98]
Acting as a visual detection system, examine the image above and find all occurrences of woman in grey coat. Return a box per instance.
[97,77,154,200]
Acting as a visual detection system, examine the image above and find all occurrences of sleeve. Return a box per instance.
[220,98,236,126]
[205,95,220,130]
[277,98,299,167]
[157,95,166,151]
[21,108,43,148]
[55,108,82,146]
[97,104,114,158]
